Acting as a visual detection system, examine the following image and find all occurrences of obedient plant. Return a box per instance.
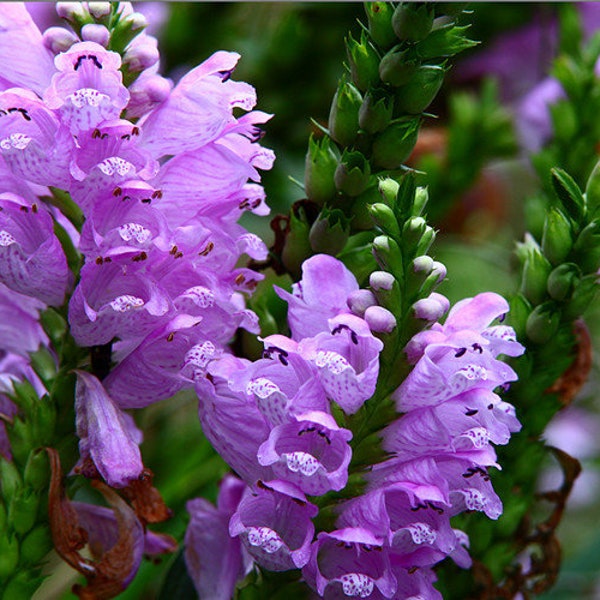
[0,3,599,600]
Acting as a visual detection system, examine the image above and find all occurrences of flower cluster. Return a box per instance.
[0,3,272,482]
[185,256,524,599]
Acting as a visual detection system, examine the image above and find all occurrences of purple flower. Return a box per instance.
[0,193,70,306]
[257,410,353,495]
[276,254,359,340]
[298,314,383,414]
[229,479,318,571]
[74,370,143,488]
[185,475,252,600]
[303,528,397,599]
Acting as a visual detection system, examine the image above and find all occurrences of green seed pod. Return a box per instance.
[541,207,573,265]
[395,65,445,114]
[368,203,401,238]
[359,89,394,134]
[547,263,580,301]
[328,77,362,147]
[526,303,560,344]
[371,117,420,169]
[364,2,397,49]
[346,32,380,91]
[0,459,22,503]
[304,134,338,206]
[334,150,371,197]
[8,489,40,536]
[0,534,19,580]
[20,525,52,565]
[392,3,435,42]
[23,449,49,492]
[379,46,419,87]
[309,208,350,255]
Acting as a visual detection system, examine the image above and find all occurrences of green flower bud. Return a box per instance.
[364,2,396,49]
[8,489,39,535]
[416,225,436,255]
[359,89,394,134]
[526,303,560,344]
[547,264,580,302]
[372,235,404,282]
[0,459,22,503]
[346,32,380,91]
[368,203,401,238]
[415,23,478,59]
[0,534,19,580]
[304,134,338,206]
[378,177,400,206]
[371,117,420,169]
[585,158,600,218]
[392,3,435,42]
[281,202,315,278]
[564,274,599,319]
[395,65,445,114]
[328,77,362,146]
[508,294,532,341]
[541,207,573,265]
[309,208,350,255]
[379,46,419,87]
[334,150,371,196]
[573,219,600,272]
[369,271,402,309]
[30,396,56,446]
[20,524,52,566]
[413,186,428,216]
[518,238,552,305]
[24,449,49,492]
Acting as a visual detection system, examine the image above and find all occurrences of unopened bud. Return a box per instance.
[392,3,435,42]
[87,2,112,18]
[346,31,380,91]
[379,46,419,87]
[413,255,433,273]
[372,235,404,281]
[328,77,362,146]
[309,208,350,255]
[334,151,371,196]
[508,294,532,341]
[365,305,397,333]
[378,177,400,206]
[372,117,420,169]
[347,290,378,317]
[368,203,401,238]
[359,89,394,134]
[585,158,600,218]
[124,37,160,71]
[542,207,572,265]
[526,303,560,344]
[573,220,600,272]
[56,2,89,22]
[123,11,148,31]
[413,292,450,321]
[281,203,314,279]
[2,571,40,599]
[565,274,599,319]
[395,65,445,114]
[365,2,397,49]
[519,240,552,305]
[369,270,395,291]
[81,23,110,46]
[413,186,429,216]
[547,263,580,301]
[304,135,338,205]
[42,27,78,54]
